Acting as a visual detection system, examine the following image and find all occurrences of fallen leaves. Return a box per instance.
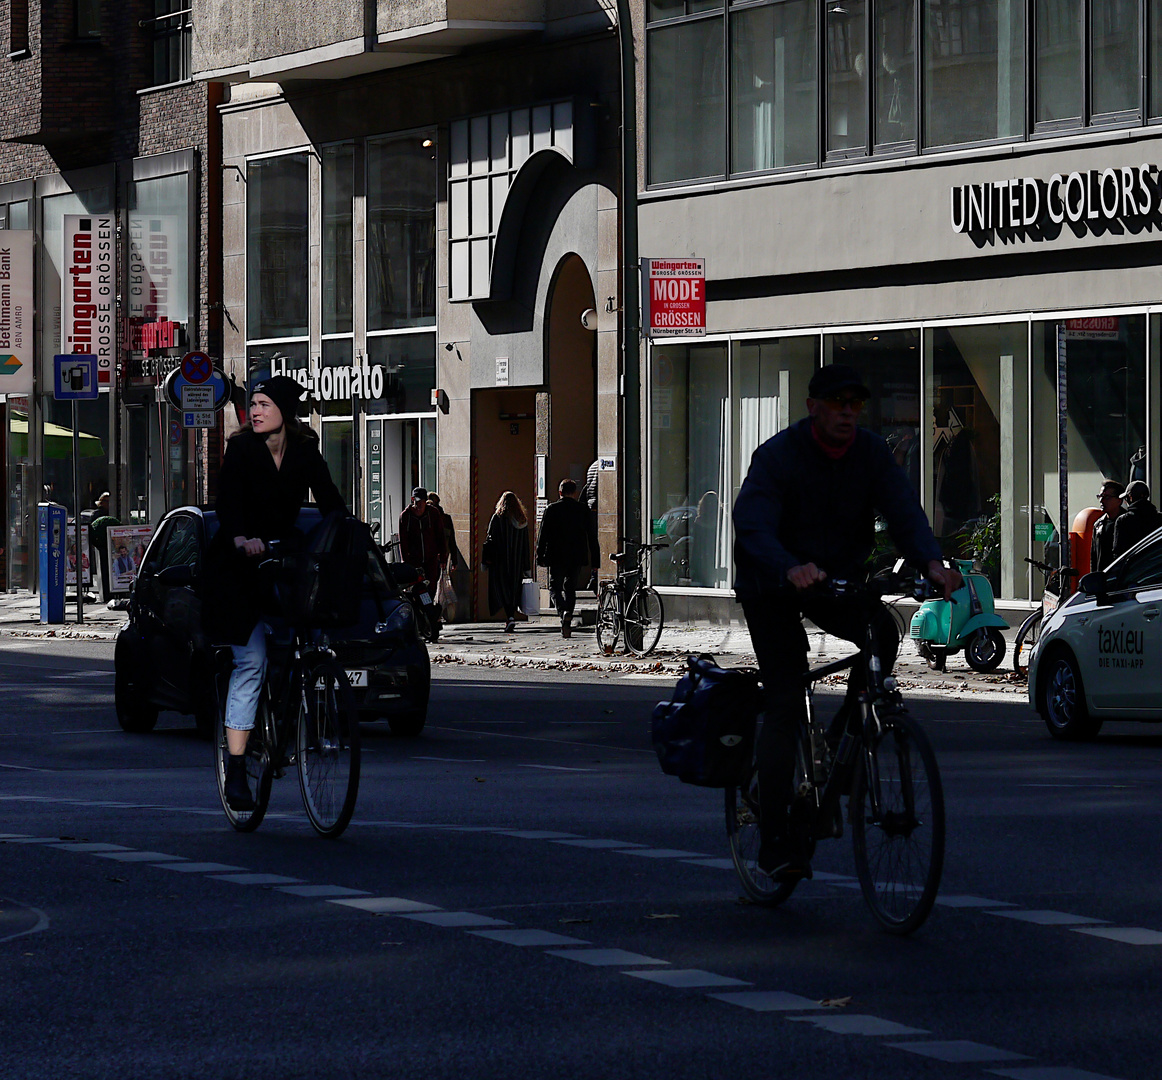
[819,996,852,1008]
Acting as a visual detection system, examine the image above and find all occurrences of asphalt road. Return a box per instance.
[1,640,1160,1080]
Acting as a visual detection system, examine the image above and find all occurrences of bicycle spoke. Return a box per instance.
[297,662,360,838]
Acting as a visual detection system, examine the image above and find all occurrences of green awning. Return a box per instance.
[10,415,105,460]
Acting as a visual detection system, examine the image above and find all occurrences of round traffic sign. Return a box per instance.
[181,350,213,384]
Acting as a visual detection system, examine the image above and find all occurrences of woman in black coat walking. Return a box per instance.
[483,491,530,632]
[205,375,346,810]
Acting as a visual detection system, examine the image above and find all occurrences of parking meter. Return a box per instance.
[39,502,67,623]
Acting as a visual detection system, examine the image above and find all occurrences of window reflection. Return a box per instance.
[875,0,917,146]
[1092,0,1140,116]
[1035,0,1082,124]
[827,0,868,154]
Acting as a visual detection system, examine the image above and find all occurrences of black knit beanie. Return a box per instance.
[249,375,305,422]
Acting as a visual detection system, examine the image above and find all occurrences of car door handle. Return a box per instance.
[1143,608,1160,621]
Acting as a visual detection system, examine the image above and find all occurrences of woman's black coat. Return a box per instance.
[205,427,346,645]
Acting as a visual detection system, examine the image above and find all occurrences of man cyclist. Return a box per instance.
[732,364,960,881]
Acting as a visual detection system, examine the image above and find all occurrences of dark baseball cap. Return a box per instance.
[412,487,428,501]
[1120,480,1150,502]
[808,364,871,401]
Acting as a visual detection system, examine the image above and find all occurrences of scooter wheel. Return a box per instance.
[926,652,947,672]
[965,627,1006,673]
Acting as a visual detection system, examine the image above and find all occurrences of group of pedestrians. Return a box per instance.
[1090,478,1162,572]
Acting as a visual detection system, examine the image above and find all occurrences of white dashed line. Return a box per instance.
[544,948,668,967]
[517,764,593,772]
[886,1040,1031,1063]
[399,911,511,928]
[985,910,1107,926]
[468,929,591,947]
[986,1067,1128,1080]
[155,862,248,874]
[788,1014,929,1036]
[494,830,582,839]
[624,969,751,989]
[936,895,1017,908]
[614,848,712,859]
[681,857,736,869]
[411,756,487,763]
[329,897,441,913]
[707,990,823,1012]
[93,851,188,863]
[209,873,304,885]
[1073,926,1162,945]
[55,843,131,853]
[554,839,644,849]
[276,885,371,898]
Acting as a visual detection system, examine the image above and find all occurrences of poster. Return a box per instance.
[0,230,34,397]
[107,524,154,594]
[65,525,91,587]
[62,214,116,388]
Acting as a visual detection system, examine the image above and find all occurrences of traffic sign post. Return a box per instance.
[181,350,213,384]
[180,383,217,428]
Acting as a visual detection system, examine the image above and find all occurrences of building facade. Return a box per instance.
[0,0,220,591]
[192,0,624,616]
[638,0,1162,617]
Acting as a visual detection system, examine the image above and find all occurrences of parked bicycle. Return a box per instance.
[214,540,360,838]
[379,536,441,644]
[1013,557,1077,676]
[596,539,667,657]
[727,574,946,934]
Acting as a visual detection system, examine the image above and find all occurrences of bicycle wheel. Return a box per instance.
[214,693,273,833]
[596,588,620,654]
[850,710,944,935]
[624,587,664,657]
[297,659,360,838]
[726,776,799,907]
[1013,610,1042,676]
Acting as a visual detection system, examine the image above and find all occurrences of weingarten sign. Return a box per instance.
[62,215,116,388]
[950,164,1162,243]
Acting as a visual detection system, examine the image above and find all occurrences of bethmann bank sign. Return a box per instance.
[951,164,1162,239]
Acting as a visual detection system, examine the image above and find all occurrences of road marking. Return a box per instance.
[2,837,75,844]
[92,851,188,863]
[517,764,593,772]
[986,1068,1129,1080]
[886,1041,1031,1063]
[276,885,371,898]
[1073,926,1162,945]
[615,848,714,859]
[55,843,131,853]
[681,858,736,870]
[494,830,583,839]
[937,895,1018,908]
[708,991,824,1012]
[625,969,751,989]
[209,873,304,886]
[544,948,668,967]
[0,898,50,944]
[329,897,441,914]
[155,862,248,874]
[0,763,48,772]
[411,756,487,763]
[985,910,1107,926]
[788,1014,930,1036]
[468,929,591,947]
[554,839,644,849]
[399,911,512,928]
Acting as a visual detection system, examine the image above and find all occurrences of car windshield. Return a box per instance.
[1105,527,1162,591]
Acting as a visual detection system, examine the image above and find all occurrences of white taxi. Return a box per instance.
[1029,526,1162,740]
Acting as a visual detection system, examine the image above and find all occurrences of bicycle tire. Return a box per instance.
[297,659,360,838]
[214,692,273,833]
[1013,609,1042,676]
[624,587,664,657]
[596,588,620,654]
[850,710,945,935]
[725,781,798,907]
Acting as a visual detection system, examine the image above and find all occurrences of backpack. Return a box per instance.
[650,655,763,788]
[276,512,373,628]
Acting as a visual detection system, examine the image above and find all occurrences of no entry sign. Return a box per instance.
[642,258,706,338]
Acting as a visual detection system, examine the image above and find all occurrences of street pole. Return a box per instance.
[1056,323,1069,572]
[617,0,642,545]
[72,400,84,624]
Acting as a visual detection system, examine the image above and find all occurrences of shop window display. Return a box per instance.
[247,154,309,340]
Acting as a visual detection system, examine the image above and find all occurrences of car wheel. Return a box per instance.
[388,709,427,737]
[964,627,1006,673]
[1039,648,1103,741]
[115,655,159,734]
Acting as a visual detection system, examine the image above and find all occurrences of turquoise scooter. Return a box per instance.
[908,558,1008,672]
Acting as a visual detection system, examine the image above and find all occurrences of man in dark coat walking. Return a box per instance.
[1111,480,1162,561]
[398,487,448,632]
[536,479,600,638]
[1090,480,1124,572]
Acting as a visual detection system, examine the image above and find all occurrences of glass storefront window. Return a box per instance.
[247,153,309,339]
[320,338,354,419]
[1150,0,1162,115]
[826,0,868,155]
[651,343,729,588]
[247,341,309,388]
[322,144,354,337]
[648,13,726,183]
[367,135,436,331]
[7,201,29,230]
[128,172,190,338]
[1035,0,1082,125]
[923,0,1025,147]
[1092,0,1140,117]
[365,333,436,416]
[875,0,917,148]
[731,0,818,172]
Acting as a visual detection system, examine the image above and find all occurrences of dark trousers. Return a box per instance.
[740,590,900,839]
[549,565,578,619]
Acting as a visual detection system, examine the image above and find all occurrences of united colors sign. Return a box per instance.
[642,258,706,338]
[63,214,116,388]
[0,231,33,396]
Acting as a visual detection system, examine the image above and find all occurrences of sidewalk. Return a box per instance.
[0,590,1031,698]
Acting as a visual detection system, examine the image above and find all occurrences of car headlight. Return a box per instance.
[375,605,413,638]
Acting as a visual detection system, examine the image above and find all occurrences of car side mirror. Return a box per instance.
[155,564,196,588]
[1077,571,1109,602]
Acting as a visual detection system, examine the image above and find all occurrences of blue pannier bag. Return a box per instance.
[651,654,762,788]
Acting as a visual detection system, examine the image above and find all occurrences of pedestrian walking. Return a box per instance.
[426,492,461,570]
[398,487,448,633]
[483,490,530,632]
[535,479,600,638]
[1110,480,1162,561]
[1090,479,1124,572]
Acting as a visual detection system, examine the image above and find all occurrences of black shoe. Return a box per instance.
[224,755,256,812]
[758,835,811,882]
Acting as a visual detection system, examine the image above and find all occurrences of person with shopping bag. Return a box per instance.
[483,491,530,633]
[535,478,599,638]
[398,486,449,637]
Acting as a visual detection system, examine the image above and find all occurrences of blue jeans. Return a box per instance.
[224,621,268,732]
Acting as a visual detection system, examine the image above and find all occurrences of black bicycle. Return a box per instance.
[727,575,946,934]
[214,543,361,838]
[596,539,667,656]
[1013,557,1077,676]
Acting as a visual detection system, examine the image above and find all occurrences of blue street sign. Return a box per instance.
[54,354,100,400]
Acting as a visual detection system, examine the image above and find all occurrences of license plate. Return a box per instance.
[316,669,368,689]
[419,592,432,605]
[1042,590,1059,619]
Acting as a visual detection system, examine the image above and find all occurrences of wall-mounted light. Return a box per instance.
[422,139,434,148]
[222,164,245,183]
[580,308,598,331]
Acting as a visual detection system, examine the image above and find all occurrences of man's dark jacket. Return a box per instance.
[1090,513,1119,572]
[1111,499,1162,561]
[733,417,941,600]
[398,507,447,572]
[536,497,599,569]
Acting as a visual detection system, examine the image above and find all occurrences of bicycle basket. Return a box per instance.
[650,654,762,788]
[273,513,371,628]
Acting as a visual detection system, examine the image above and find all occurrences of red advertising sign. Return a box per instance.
[62,215,116,387]
[1065,317,1120,341]
[642,258,706,337]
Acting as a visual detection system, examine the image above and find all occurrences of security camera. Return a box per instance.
[580,308,598,331]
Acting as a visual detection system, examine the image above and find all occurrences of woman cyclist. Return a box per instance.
[206,375,346,811]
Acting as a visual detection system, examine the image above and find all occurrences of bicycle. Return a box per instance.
[596,539,667,657]
[1012,557,1077,676]
[726,574,946,935]
[213,541,361,838]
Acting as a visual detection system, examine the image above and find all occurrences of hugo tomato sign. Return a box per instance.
[642,258,706,337]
